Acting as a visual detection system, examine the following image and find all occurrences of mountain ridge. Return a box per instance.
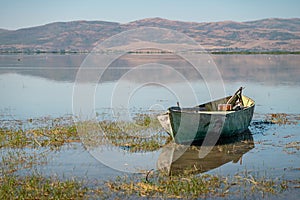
[1,18,300,52]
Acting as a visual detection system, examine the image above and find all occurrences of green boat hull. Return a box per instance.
[168,95,255,144]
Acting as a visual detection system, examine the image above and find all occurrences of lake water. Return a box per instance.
[0,54,300,197]
[1,54,299,119]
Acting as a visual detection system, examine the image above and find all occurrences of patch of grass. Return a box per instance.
[77,115,170,152]
[0,129,29,148]
[0,114,169,152]
[1,148,49,175]
[266,113,299,125]
[0,116,78,149]
[104,172,292,199]
[0,125,79,149]
[0,172,295,199]
[27,125,80,149]
[284,141,300,154]
[285,141,300,150]
[0,174,88,199]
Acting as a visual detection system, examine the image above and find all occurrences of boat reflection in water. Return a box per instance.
[157,130,254,175]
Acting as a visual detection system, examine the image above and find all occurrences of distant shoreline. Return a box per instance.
[0,50,299,55]
[210,51,300,55]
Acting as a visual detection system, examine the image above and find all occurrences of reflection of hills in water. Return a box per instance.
[215,55,300,85]
[0,54,299,85]
[157,131,254,175]
[0,54,85,82]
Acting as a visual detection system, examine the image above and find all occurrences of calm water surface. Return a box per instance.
[0,54,299,194]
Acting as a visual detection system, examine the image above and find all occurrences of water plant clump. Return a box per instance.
[266,113,299,125]
[103,171,293,199]
[0,171,296,199]
[76,113,170,152]
[98,120,170,152]
[0,125,79,149]
[0,113,169,151]
[1,148,49,175]
[0,115,78,149]
[0,174,88,199]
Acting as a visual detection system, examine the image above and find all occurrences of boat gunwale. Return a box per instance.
[168,95,255,115]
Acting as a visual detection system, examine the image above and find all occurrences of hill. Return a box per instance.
[0,18,299,52]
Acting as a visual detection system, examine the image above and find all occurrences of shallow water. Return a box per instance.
[0,54,299,197]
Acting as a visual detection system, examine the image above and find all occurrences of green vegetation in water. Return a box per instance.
[1,113,300,199]
[0,170,298,199]
[1,170,296,199]
[0,114,169,176]
[0,174,88,199]
[104,172,296,199]
[266,113,299,125]
[0,114,169,152]
[97,114,170,152]
[0,114,169,199]
[0,124,79,149]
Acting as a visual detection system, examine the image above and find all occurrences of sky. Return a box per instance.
[1,0,299,30]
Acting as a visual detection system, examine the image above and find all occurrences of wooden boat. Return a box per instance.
[157,87,255,144]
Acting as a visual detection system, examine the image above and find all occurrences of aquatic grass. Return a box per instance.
[0,174,88,199]
[106,173,229,198]
[283,141,300,154]
[0,129,29,148]
[1,114,169,152]
[234,174,277,194]
[0,114,169,178]
[0,115,79,149]
[0,125,79,150]
[27,125,80,149]
[1,113,299,199]
[103,171,292,199]
[285,141,300,150]
[78,115,170,152]
[266,113,299,125]
[0,169,295,199]
[1,148,49,175]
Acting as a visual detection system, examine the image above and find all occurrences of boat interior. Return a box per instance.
[170,87,255,113]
